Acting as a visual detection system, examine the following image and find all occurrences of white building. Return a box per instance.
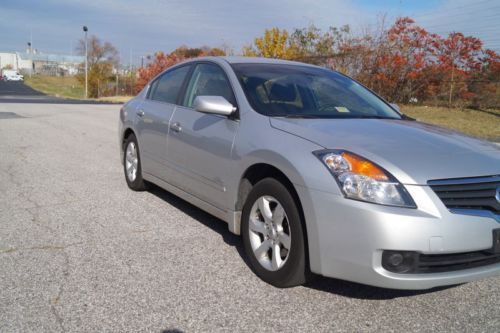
[0,51,84,76]
[0,52,30,71]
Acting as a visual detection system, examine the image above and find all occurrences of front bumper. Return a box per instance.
[296,184,500,290]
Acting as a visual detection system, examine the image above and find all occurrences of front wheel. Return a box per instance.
[241,178,309,287]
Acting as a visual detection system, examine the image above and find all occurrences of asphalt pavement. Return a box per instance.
[1,82,499,332]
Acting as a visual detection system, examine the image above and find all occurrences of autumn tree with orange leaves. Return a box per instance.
[135,52,181,93]
[136,17,498,108]
[246,17,499,108]
[135,46,225,93]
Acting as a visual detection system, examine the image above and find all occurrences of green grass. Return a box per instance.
[25,76,85,99]
[401,105,500,142]
[24,76,133,103]
[97,95,133,103]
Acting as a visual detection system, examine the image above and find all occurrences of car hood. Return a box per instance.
[270,118,500,185]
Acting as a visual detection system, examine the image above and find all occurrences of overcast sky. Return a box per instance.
[1,0,498,64]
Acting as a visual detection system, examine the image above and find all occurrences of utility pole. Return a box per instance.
[83,26,88,99]
[29,29,33,78]
[129,48,133,96]
[129,48,132,73]
[27,42,32,78]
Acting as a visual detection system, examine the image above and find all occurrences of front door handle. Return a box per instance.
[136,109,145,117]
[170,122,182,133]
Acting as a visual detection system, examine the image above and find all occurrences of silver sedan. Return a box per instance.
[119,56,500,289]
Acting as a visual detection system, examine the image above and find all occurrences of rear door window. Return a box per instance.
[150,65,191,104]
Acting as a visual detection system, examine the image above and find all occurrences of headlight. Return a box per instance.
[314,150,416,208]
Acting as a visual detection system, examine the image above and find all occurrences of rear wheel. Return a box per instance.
[123,134,148,191]
[241,178,308,287]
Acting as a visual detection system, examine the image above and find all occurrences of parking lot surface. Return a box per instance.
[1,87,499,332]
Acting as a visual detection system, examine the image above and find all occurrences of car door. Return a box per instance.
[166,62,239,210]
[135,64,191,181]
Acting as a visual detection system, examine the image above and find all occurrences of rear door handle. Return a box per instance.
[170,122,182,133]
[136,109,145,117]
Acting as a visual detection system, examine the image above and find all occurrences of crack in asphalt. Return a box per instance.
[5,167,20,186]
[0,242,80,333]
[50,250,70,333]
[4,162,22,187]
[2,144,29,186]
[0,241,83,255]
[27,205,57,234]
[0,200,85,214]
[1,145,78,332]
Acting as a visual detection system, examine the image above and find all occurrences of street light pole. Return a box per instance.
[29,29,33,78]
[83,26,88,99]
[27,42,32,78]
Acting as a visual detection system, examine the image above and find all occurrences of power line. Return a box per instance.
[414,0,499,19]
[417,10,500,21]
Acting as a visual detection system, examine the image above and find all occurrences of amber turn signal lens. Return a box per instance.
[341,152,389,181]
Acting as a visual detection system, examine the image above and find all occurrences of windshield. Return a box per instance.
[231,63,401,119]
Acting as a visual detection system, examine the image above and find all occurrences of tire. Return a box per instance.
[241,178,309,287]
[123,133,148,191]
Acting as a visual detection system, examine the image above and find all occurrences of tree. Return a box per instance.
[290,24,326,59]
[134,16,500,108]
[134,46,227,93]
[372,17,437,102]
[240,16,497,108]
[171,45,226,58]
[86,62,114,98]
[289,24,352,65]
[135,52,181,93]
[76,35,119,68]
[436,32,483,106]
[75,35,119,98]
[469,49,500,108]
[244,28,297,59]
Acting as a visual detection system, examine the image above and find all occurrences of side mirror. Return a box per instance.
[193,96,236,116]
[389,103,400,112]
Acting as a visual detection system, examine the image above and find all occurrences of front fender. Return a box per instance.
[228,124,341,273]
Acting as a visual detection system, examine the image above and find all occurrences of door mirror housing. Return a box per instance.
[193,96,236,116]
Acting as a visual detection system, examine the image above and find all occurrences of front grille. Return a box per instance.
[428,175,500,214]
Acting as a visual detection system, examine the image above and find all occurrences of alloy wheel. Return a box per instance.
[248,195,292,271]
[125,141,138,182]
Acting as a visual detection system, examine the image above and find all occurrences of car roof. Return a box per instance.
[182,56,317,68]
[223,56,311,65]
[148,56,323,85]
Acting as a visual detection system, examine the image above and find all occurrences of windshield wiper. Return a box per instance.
[351,115,399,120]
[277,114,323,118]
[401,114,416,121]
[274,114,403,120]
